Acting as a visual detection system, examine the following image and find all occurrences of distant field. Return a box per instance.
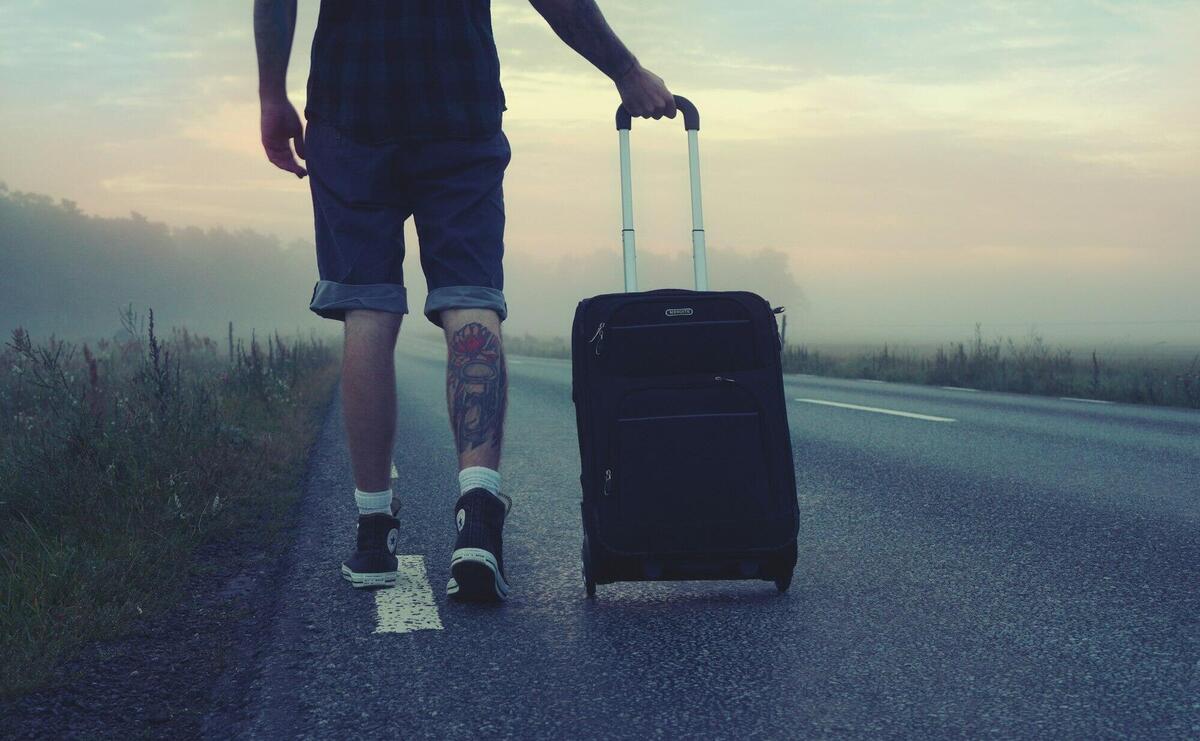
[496,327,1200,409]
[0,308,340,694]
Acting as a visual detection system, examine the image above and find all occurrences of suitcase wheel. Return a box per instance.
[774,540,798,594]
[774,572,793,593]
[582,537,597,599]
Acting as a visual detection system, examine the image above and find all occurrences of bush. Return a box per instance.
[0,306,339,694]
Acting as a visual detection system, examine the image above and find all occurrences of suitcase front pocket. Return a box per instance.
[602,382,774,554]
[599,319,757,376]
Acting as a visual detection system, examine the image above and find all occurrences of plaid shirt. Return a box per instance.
[304,0,506,143]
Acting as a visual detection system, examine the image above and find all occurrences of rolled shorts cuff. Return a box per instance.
[424,286,507,328]
[309,280,409,322]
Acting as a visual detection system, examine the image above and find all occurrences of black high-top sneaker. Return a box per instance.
[446,488,511,602]
[341,512,400,588]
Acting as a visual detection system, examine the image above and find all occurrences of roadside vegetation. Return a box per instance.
[502,326,1200,409]
[783,327,1199,408]
[0,307,339,695]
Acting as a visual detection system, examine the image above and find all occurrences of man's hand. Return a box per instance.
[615,62,676,120]
[260,97,307,178]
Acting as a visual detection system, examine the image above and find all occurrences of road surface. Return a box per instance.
[241,339,1200,739]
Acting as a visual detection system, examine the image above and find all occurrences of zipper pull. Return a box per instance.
[714,375,736,384]
[603,468,612,496]
[590,322,606,356]
[771,307,785,351]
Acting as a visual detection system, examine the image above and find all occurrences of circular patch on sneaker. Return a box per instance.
[386,528,398,554]
[456,509,466,531]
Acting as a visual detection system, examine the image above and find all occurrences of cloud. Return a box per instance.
[180,101,269,159]
[99,171,296,195]
[2,0,1198,345]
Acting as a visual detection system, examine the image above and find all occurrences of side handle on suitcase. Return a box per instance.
[614,95,707,293]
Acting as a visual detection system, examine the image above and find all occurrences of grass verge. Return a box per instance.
[0,306,340,695]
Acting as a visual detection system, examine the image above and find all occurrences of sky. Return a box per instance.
[1,0,1198,343]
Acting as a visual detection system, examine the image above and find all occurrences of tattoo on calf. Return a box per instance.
[447,322,507,455]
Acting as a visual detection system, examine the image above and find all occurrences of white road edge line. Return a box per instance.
[374,556,444,634]
[1060,397,1115,405]
[941,386,980,393]
[794,398,957,423]
[861,379,886,384]
[390,462,399,480]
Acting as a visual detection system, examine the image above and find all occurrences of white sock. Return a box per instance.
[355,488,393,517]
[459,466,501,497]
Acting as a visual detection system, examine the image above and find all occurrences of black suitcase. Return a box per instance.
[572,96,799,598]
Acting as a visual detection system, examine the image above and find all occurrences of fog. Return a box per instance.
[2,183,1194,355]
[0,184,800,346]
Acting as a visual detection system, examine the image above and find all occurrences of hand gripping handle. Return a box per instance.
[615,95,700,131]
[614,95,707,292]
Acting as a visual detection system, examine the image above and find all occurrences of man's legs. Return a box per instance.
[338,308,404,588]
[342,309,404,492]
[440,307,512,601]
[302,115,412,587]
[440,308,507,471]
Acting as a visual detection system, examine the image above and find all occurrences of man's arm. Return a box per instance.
[528,0,676,120]
[254,0,306,178]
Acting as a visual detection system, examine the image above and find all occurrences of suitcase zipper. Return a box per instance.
[603,468,612,496]
[771,306,785,352]
[589,322,606,356]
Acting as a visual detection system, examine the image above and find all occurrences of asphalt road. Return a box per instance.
[240,338,1200,739]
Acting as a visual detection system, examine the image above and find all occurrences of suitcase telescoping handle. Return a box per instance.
[615,95,707,293]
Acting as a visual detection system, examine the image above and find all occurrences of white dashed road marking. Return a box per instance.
[1060,397,1115,405]
[941,386,980,392]
[374,556,443,634]
[794,398,957,423]
[390,462,399,480]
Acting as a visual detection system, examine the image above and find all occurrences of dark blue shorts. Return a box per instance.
[303,117,510,327]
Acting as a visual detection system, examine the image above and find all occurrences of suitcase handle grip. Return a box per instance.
[615,95,700,131]
[616,95,708,293]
